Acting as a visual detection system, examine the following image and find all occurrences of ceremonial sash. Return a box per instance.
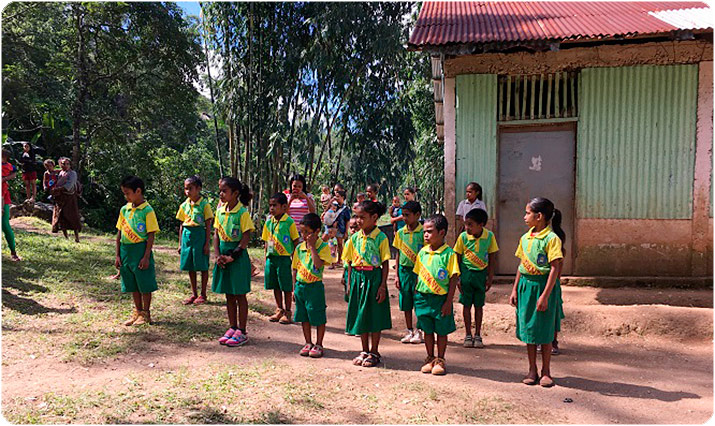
[296,256,321,283]
[416,262,446,295]
[463,245,488,269]
[400,242,418,264]
[268,221,290,255]
[119,215,142,243]
[216,218,231,241]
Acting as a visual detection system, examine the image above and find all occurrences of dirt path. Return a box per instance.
[3,220,713,423]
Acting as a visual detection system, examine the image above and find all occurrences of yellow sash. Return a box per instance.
[416,262,446,295]
[296,257,321,283]
[520,256,541,275]
[216,219,231,241]
[268,221,290,255]
[464,246,487,269]
[400,243,417,264]
[119,215,142,243]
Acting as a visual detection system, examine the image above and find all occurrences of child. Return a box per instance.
[413,214,460,376]
[392,201,424,344]
[332,190,351,267]
[389,187,416,232]
[214,177,254,347]
[20,142,37,202]
[321,199,338,238]
[116,176,160,326]
[365,184,379,202]
[2,150,20,261]
[342,200,392,367]
[42,159,59,200]
[353,193,366,210]
[340,217,359,303]
[262,192,300,324]
[456,182,487,234]
[453,208,498,348]
[509,197,565,388]
[388,196,405,232]
[319,186,331,212]
[176,175,214,305]
[292,213,334,358]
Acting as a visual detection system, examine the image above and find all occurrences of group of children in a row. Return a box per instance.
[115,175,565,387]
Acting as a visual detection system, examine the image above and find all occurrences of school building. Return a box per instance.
[409,2,713,278]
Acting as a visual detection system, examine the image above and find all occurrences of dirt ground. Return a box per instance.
[2,220,713,424]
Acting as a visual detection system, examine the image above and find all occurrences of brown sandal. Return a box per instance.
[361,352,381,367]
[353,352,369,366]
[522,374,538,385]
[539,375,555,387]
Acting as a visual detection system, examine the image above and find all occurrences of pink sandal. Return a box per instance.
[182,295,197,305]
[309,344,324,358]
[299,343,313,356]
[193,295,206,305]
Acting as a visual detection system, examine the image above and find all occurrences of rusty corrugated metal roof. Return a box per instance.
[409,2,712,49]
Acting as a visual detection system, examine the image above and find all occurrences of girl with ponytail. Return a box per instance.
[212,177,255,347]
[508,197,565,388]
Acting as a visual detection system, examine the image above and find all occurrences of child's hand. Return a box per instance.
[203,244,210,256]
[138,255,150,270]
[509,291,518,307]
[376,285,387,303]
[115,255,122,269]
[222,255,234,264]
[305,231,318,246]
[457,279,462,292]
[177,247,181,254]
[485,278,492,292]
[440,300,453,316]
[292,293,296,303]
[394,275,401,290]
[536,296,548,312]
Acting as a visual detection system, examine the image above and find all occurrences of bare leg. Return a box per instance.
[316,324,326,346]
[424,333,435,357]
[141,292,152,311]
[31,181,37,201]
[462,305,472,337]
[284,291,292,312]
[24,180,30,200]
[132,292,144,311]
[404,311,413,330]
[200,271,208,297]
[301,322,312,344]
[62,229,68,239]
[540,343,552,377]
[273,289,284,309]
[226,295,238,328]
[437,335,448,358]
[370,331,382,354]
[188,271,198,297]
[360,333,370,353]
[475,306,483,336]
[73,230,79,243]
[526,344,539,379]
[237,294,248,330]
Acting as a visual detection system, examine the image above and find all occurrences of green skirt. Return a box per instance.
[515,274,563,344]
[212,241,251,295]
[345,268,392,334]
[180,226,210,271]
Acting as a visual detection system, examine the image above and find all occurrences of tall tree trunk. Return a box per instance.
[201,8,224,176]
[71,4,88,172]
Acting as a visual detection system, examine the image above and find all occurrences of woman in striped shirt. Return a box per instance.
[286,174,316,225]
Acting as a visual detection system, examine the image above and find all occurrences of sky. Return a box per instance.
[177,2,201,17]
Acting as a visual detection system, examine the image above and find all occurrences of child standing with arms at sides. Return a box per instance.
[340,217,359,303]
[453,208,498,348]
[2,150,20,261]
[116,176,160,326]
[392,201,424,344]
[262,192,300,324]
[509,197,565,387]
[20,142,37,202]
[413,214,460,375]
[214,177,254,347]
[456,182,487,234]
[342,200,392,367]
[292,213,334,358]
[176,176,213,305]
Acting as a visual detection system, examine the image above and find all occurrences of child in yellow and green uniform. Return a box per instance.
[509,197,565,388]
[453,208,498,348]
[413,214,460,376]
[292,213,334,358]
[392,200,424,344]
[213,177,255,347]
[115,176,160,326]
[343,200,392,367]
[262,192,300,324]
[176,175,214,305]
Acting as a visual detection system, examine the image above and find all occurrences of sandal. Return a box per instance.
[193,295,206,305]
[361,352,381,367]
[182,295,197,305]
[522,374,539,386]
[308,344,324,358]
[352,351,368,366]
[540,375,555,387]
[299,343,313,357]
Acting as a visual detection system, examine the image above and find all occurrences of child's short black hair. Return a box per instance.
[185,175,202,188]
[358,200,387,217]
[335,189,347,199]
[402,200,421,215]
[270,192,288,205]
[121,175,145,193]
[425,213,448,233]
[300,212,322,231]
[465,208,488,225]
[366,183,379,193]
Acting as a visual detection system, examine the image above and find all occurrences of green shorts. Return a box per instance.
[180,226,210,271]
[397,264,417,312]
[459,267,487,308]
[293,281,327,326]
[212,241,251,295]
[120,242,158,293]
[264,255,293,292]
[415,291,456,336]
[515,274,563,344]
[345,268,392,335]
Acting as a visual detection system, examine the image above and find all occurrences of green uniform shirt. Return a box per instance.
[115,201,160,244]
[176,197,214,227]
[292,239,334,284]
[413,244,460,295]
[514,226,563,275]
[342,227,391,268]
[392,223,424,268]
[261,213,300,256]
[214,202,255,242]
[453,229,499,271]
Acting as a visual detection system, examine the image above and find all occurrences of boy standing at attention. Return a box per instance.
[392,200,424,344]
[116,176,160,326]
[262,193,301,324]
[413,214,460,375]
[453,208,498,348]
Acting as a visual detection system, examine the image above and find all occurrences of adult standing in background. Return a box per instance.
[51,157,82,242]
[456,182,487,234]
[286,174,316,225]
[20,142,37,202]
